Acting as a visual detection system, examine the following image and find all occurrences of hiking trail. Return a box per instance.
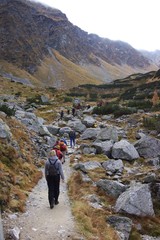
[3,150,83,240]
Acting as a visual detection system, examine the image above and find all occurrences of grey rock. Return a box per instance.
[107,215,132,240]
[115,183,155,216]
[96,179,127,198]
[112,139,139,161]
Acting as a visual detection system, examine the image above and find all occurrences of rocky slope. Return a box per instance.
[141,50,160,68]
[1,92,160,239]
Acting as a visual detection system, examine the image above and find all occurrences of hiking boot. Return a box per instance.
[55,201,59,205]
[50,199,55,209]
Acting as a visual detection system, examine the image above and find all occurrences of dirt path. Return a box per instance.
[3,151,83,240]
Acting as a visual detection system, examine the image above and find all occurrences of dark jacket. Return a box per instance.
[69,130,76,138]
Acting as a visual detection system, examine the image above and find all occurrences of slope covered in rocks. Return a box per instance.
[1,76,160,239]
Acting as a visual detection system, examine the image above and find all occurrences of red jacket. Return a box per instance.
[53,148,63,160]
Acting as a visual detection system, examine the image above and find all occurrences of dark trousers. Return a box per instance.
[70,137,75,148]
[46,174,60,206]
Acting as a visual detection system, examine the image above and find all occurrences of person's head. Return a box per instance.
[49,150,56,157]
[54,145,60,149]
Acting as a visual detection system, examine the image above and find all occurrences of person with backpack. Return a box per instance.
[69,129,76,148]
[59,139,68,163]
[45,150,64,209]
[52,145,63,162]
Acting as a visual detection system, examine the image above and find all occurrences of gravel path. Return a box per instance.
[3,152,83,240]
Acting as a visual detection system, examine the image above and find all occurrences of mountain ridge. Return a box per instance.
[0,0,159,89]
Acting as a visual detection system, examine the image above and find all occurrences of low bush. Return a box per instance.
[92,102,136,117]
[0,104,16,116]
[67,92,87,97]
[63,96,73,102]
[127,100,152,110]
[143,115,160,133]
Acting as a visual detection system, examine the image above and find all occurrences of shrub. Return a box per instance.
[93,102,136,117]
[63,96,72,102]
[143,115,160,133]
[67,92,87,97]
[88,93,98,101]
[127,100,152,110]
[114,107,136,117]
[92,104,118,115]
[0,104,16,116]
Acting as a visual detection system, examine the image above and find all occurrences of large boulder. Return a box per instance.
[115,183,155,216]
[134,135,160,158]
[96,179,127,198]
[68,119,86,133]
[112,140,139,161]
[0,118,12,140]
[97,126,118,142]
[82,116,96,128]
[92,140,114,156]
[46,125,60,135]
[81,128,101,140]
[102,159,124,175]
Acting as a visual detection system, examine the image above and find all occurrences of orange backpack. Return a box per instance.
[59,142,67,151]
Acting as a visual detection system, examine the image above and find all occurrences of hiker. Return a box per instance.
[72,107,76,116]
[59,110,64,120]
[59,139,68,163]
[67,109,70,115]
[69,129,76,148]
[45,150,64,209]
[52,145,63,163]
[60,136,68,146]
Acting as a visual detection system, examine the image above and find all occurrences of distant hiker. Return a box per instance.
[59,110,64,120]
[67,109,70,115]
[45,150,64,209]
[60,136,68,146]
[69,129,76,148]
[59,139,68,163]
[53,145,63,162]
[72,107,76,116]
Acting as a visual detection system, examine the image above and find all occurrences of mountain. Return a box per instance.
[0,0,158,89]
[140,50,160,68]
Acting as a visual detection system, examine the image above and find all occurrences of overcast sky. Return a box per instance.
[33,0,160,51]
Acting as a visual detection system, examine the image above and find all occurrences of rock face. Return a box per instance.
[115,183,155,217]
[0,0,156,85]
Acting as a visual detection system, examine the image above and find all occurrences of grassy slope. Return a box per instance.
[34,50,104,89]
